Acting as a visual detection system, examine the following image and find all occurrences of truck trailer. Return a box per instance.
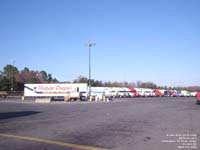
[24,83,87,101]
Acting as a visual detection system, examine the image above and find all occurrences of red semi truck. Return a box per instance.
[196,92,200,104]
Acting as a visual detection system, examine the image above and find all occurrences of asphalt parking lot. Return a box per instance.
[0,97,199,150]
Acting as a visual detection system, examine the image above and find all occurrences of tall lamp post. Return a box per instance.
[10,59,15,91]
[87,42,95,101]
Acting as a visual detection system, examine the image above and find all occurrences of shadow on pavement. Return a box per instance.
[0,111,41,120]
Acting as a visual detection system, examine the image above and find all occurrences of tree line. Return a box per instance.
[0,64,58,91]
[0,65,199,92]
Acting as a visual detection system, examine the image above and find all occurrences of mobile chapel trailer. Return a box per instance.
[24,83,87,101]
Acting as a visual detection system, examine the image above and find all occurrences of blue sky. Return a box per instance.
[0,0,200,86]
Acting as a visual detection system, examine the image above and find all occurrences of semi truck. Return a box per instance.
[196,91,200,104]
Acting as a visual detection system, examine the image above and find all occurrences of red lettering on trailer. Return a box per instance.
[56,86,72,91]
[38,86,54,90]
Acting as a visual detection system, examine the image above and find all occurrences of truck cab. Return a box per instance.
[196,92,200,104]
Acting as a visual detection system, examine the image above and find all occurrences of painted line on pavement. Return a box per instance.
[0,133,110,150]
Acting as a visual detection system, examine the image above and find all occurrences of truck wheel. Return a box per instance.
[197,100,200,105]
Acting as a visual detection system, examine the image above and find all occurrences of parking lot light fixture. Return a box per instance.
[87,42,95,101]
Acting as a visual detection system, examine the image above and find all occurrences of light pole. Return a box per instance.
[10,59,15,91]
[87,42,95,101]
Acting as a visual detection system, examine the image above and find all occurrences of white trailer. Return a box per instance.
[134,88,145,97]
[190,92,197,97]
[90,87,112,101]
[181,90,191,97]
[143,88,156,97]
[24,83,87,101]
